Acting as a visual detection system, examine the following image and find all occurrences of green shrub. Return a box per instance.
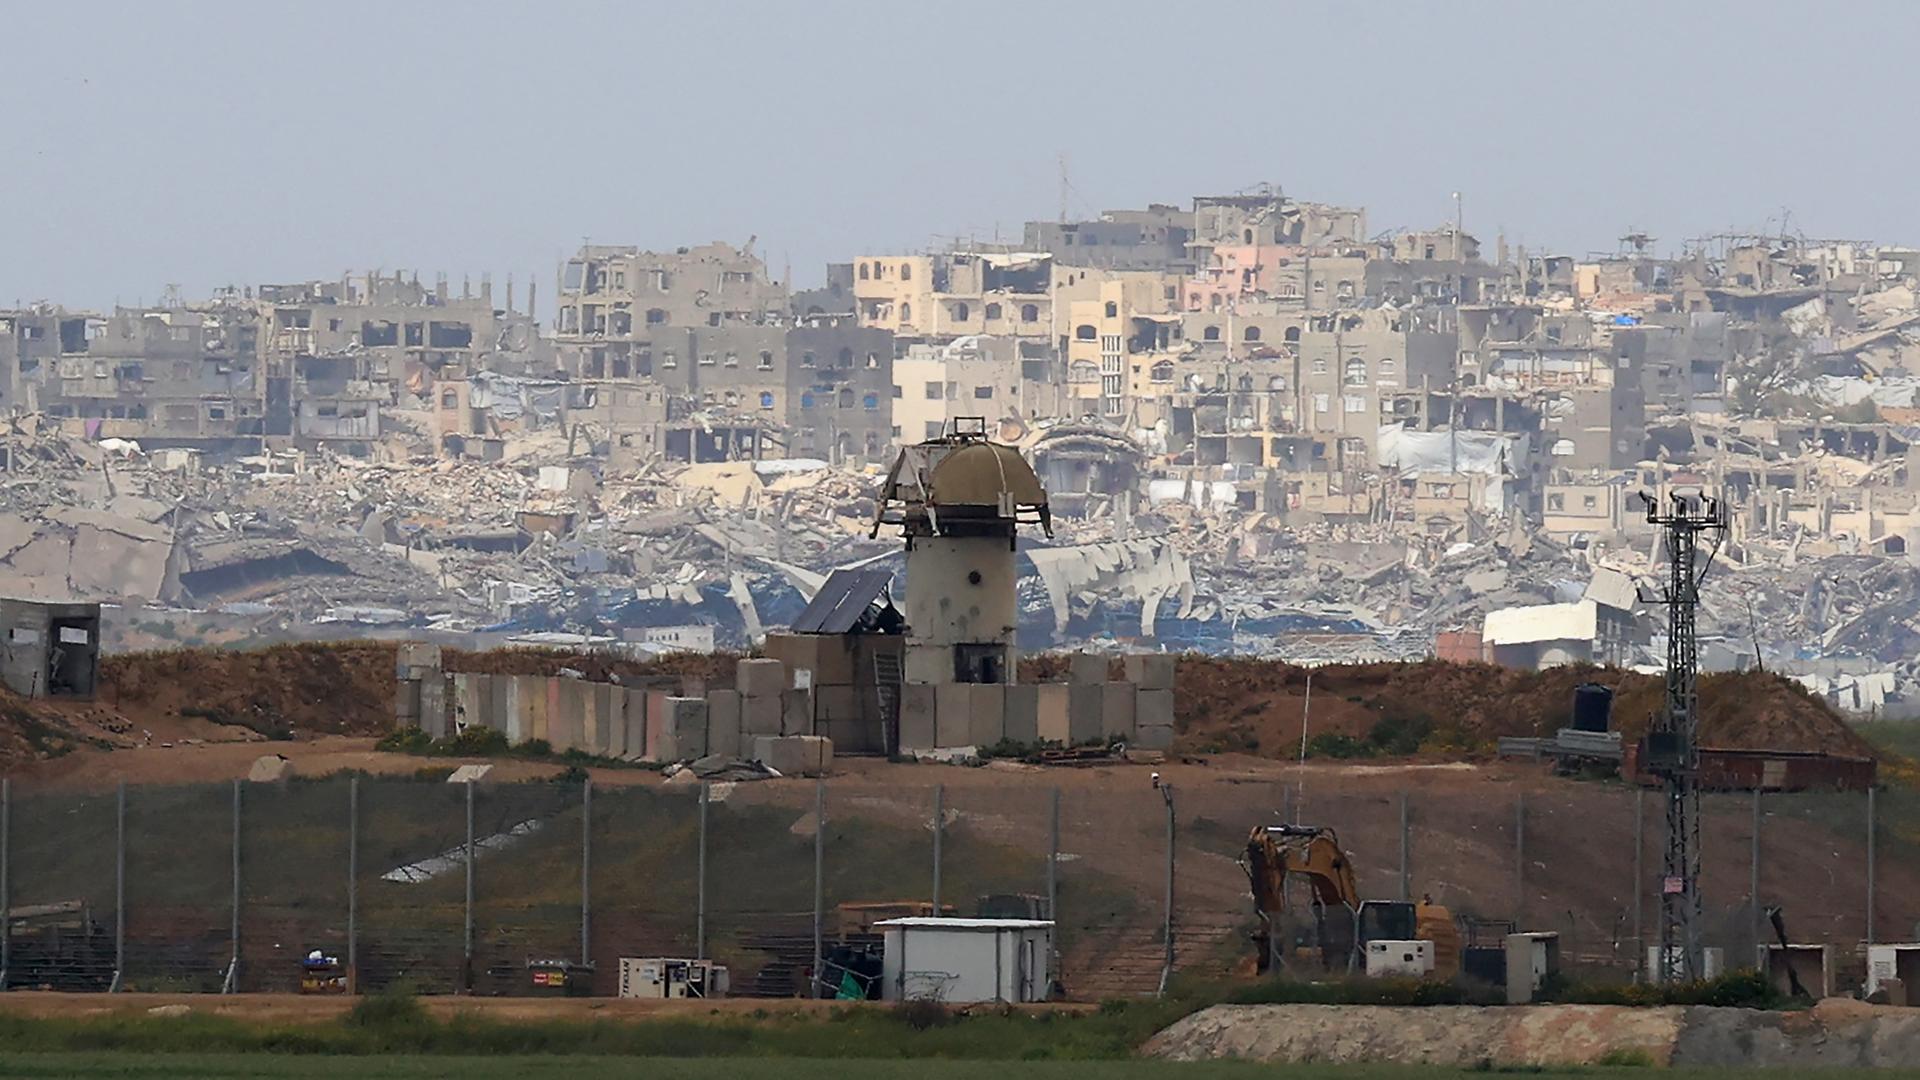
[376,728,432,753]
[345,988,427,1030]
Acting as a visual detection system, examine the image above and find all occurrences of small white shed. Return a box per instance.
[875,917,1052,1004]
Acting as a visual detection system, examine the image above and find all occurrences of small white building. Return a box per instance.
[876,917,1052,1004]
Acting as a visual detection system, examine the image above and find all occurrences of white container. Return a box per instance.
[617,957,729,999]
[876,917,1052,1004]
[1364,939,1435,978]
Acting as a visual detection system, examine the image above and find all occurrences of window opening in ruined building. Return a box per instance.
[1104,301,1118,317]
[1076,324,1097,340]
[838,388,854,409]
[699,353,716,366]
[859,264,869,280]
[900,263,912,280]
[801,351,816,368]
[952,302,969,321]
[925,382,942,400]
[837,347,854,368]
[974,386,993,399]
[1344,357,1367,386]
[863,393,878,410]
[1203,325,1220,341]
[900,302,912,322]
[1312,392,1330,413]
[647,308,667,325]
[801,392,815,408]
[662,351,677,368]
[1244,326,1261,342]
[985,303,1002,320]
[1151,360,1173,382]
[1021,303,1039,322]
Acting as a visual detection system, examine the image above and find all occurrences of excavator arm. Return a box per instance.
[1244,825,1362,972]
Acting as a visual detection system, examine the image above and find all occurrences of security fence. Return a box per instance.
[0,772,1910,999]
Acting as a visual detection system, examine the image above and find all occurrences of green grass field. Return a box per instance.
[6,1057,1920,1080]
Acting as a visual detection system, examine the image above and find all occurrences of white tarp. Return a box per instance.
[1146,479,1237,509]
[1375,423,1518,477]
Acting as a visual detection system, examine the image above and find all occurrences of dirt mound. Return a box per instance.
[1031,654,1869,761]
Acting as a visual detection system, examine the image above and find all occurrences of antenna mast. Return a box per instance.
[1640,489,1727,983]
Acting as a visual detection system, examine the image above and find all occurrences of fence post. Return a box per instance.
[1,777,10,988]
[812,779,824,998]
[1513,792,1526,924]
[224,779,240,993]
[696,781,709,962]
[111,781,124,993]
[1158,783,1175,997]
[1866,786,1877,947]
[1399,793,1411,902]
[348,777,358,994]
[580,778,592,967]
[1631,789,1644,981]
[931,784,944,912]
[463,778,474,993]
[1750,788,1762,961]
[1046,787,1060,931]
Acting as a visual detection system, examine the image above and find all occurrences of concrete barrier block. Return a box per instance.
[900,683,937,751]
[969,684,1006,747]
[1036,684,1070,744]
[1068,652,1109,685]
[935,683,972,747]
[1003,684,1039,744]
[621,695,647,762]
[557,679,592,752]
[475,675,500,734]
[656,696,708,761]
[743,693,783,736]
[523,676,547,744]
[1133,723,1175,751]
[736,657,787,698]
[1136,688,1175,730]
[421,675,448,739]
[751,734,834,777]
[396,642,442,677]
[395,681,420,724]
[781,687,814,735]
[501,677,523,744]
[1124,653,1176,691]
[706,689,742,758]
[582,681,604,753]
[1068,684,1103,745]
[606,686,628,758]
[1101,682,1137,741]
[643,690,671,760]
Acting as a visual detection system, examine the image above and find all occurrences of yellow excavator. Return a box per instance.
[1243,824,1459,979]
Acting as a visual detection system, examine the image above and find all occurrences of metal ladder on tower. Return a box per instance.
[872,650,903,755]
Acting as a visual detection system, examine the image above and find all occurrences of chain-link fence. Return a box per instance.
[0,773,1909,999]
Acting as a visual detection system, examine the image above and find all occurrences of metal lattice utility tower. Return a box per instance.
[1641,490,1727,983]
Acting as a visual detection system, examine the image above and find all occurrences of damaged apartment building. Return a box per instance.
[550,242,897,466]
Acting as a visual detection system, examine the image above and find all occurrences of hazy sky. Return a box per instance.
[6,1,1916,310]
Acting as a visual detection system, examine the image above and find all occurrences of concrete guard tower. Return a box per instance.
[872,417,1051,687]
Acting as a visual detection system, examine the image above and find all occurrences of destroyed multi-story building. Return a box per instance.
[853,252,1053,341]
